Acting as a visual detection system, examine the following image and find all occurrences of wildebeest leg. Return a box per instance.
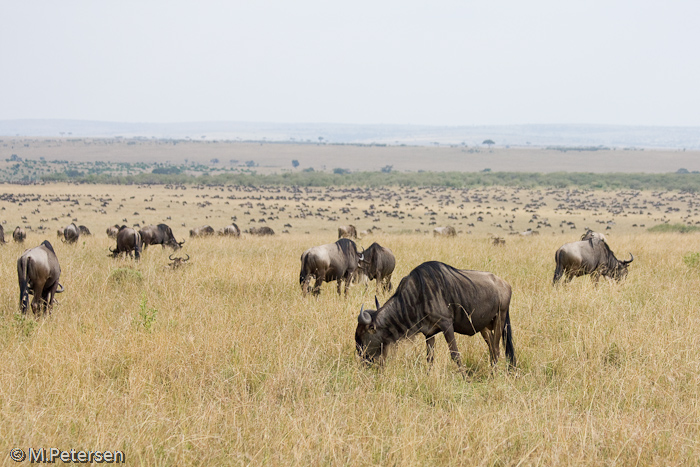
[480,327,501,367]
[31,278,47,316]
[426,335,436,368]
[313,277,323,296]
[302,275,313,296]
[442,324,463,369]
[46,282,60,316]
[384,274,393,293]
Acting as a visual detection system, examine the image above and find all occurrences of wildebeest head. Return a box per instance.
[167,253,190,269]
[355,298,385,363]
[608,251,634,280]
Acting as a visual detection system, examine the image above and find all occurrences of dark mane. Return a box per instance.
[41,240,55,253]
[335,238,358,256]
[378,261,478,340]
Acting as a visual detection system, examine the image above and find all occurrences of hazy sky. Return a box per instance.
[1,1,698,126]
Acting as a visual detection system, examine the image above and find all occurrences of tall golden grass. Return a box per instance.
[0,185,699,465]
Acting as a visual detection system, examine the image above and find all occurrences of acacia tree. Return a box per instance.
[482,139,495,148]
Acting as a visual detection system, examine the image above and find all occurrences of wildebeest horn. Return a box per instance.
[375,296,380,310]
[625,253,634,264]
[183,254,190,261]
[169,253,176,261]
[56,283,65,293]
[178,240,185,245]
[109,246,116,253]
[358,305,372,325]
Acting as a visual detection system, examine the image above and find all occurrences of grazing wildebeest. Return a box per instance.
[167,253,190,269]
[492,236,506,246]
[218,224,241,237]
[189,225,215,238]
[17,240,64,315]
[56,229,64,240]
[78,225,92,236]
[13,226,26,243]
[553,237,633,284]
[357,242,396,294]
[109,226,142,260]
[249,226,275,236]
[0,224,5,244]
[581,229,607,243]
[106,224,120,239]
[63,223,80,244]
[433,226,456,237]
[140,224,184,249]
[338,225,357,239]
[300,238,363,297]
[356,261,515,371]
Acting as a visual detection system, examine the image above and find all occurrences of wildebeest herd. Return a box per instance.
[296,227,634,371]
[5,194,638,375]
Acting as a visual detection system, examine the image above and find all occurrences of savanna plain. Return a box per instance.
[1,181,699,466]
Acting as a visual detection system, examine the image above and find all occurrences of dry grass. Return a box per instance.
[1,184,699,465]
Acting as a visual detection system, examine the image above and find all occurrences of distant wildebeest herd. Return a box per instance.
[5,219,634,375]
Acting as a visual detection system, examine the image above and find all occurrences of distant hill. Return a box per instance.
[1,119,699,149]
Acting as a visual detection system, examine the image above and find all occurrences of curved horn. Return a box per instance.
[625,252,634,264]
[55,283,65,294]
[358,305,372,325]
[169,253,176,261]
[109,246,116,253]
[184,254,190,261]
[178,240,185,245]
[375,295,380,310]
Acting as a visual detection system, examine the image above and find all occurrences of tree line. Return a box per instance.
[38,170,700,191]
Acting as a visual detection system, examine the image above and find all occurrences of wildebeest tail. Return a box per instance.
[553,249,564,285]
[503,307,516,368]
[17,255,30,312]
[299,252,308,285]
[134,231,142,261]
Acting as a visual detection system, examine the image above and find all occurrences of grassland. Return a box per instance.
[1,183,700,465]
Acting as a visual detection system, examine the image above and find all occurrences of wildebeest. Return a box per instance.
[167,253,190,269]
[300,238,363,297]
[338,225,357,239]
[492,236,506,246]
[13,226,26,243]
[63,223,80,244]
[433,226,456,237]
[356,261,515,370]
[106,224,120,239]
[581,229,607,243]
[140,224,184,249]
[56,229,64,240]
[0,224,5,244]
[249,226,275,236]
[109,226,142,260]
[553,237,633,284]
[218,224,241,237]
[189,225,215,237]
[17,240,64,315]
[78,225,92,236]
[357,242,395,294]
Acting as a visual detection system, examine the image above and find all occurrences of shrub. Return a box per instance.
[647,223,700,234]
